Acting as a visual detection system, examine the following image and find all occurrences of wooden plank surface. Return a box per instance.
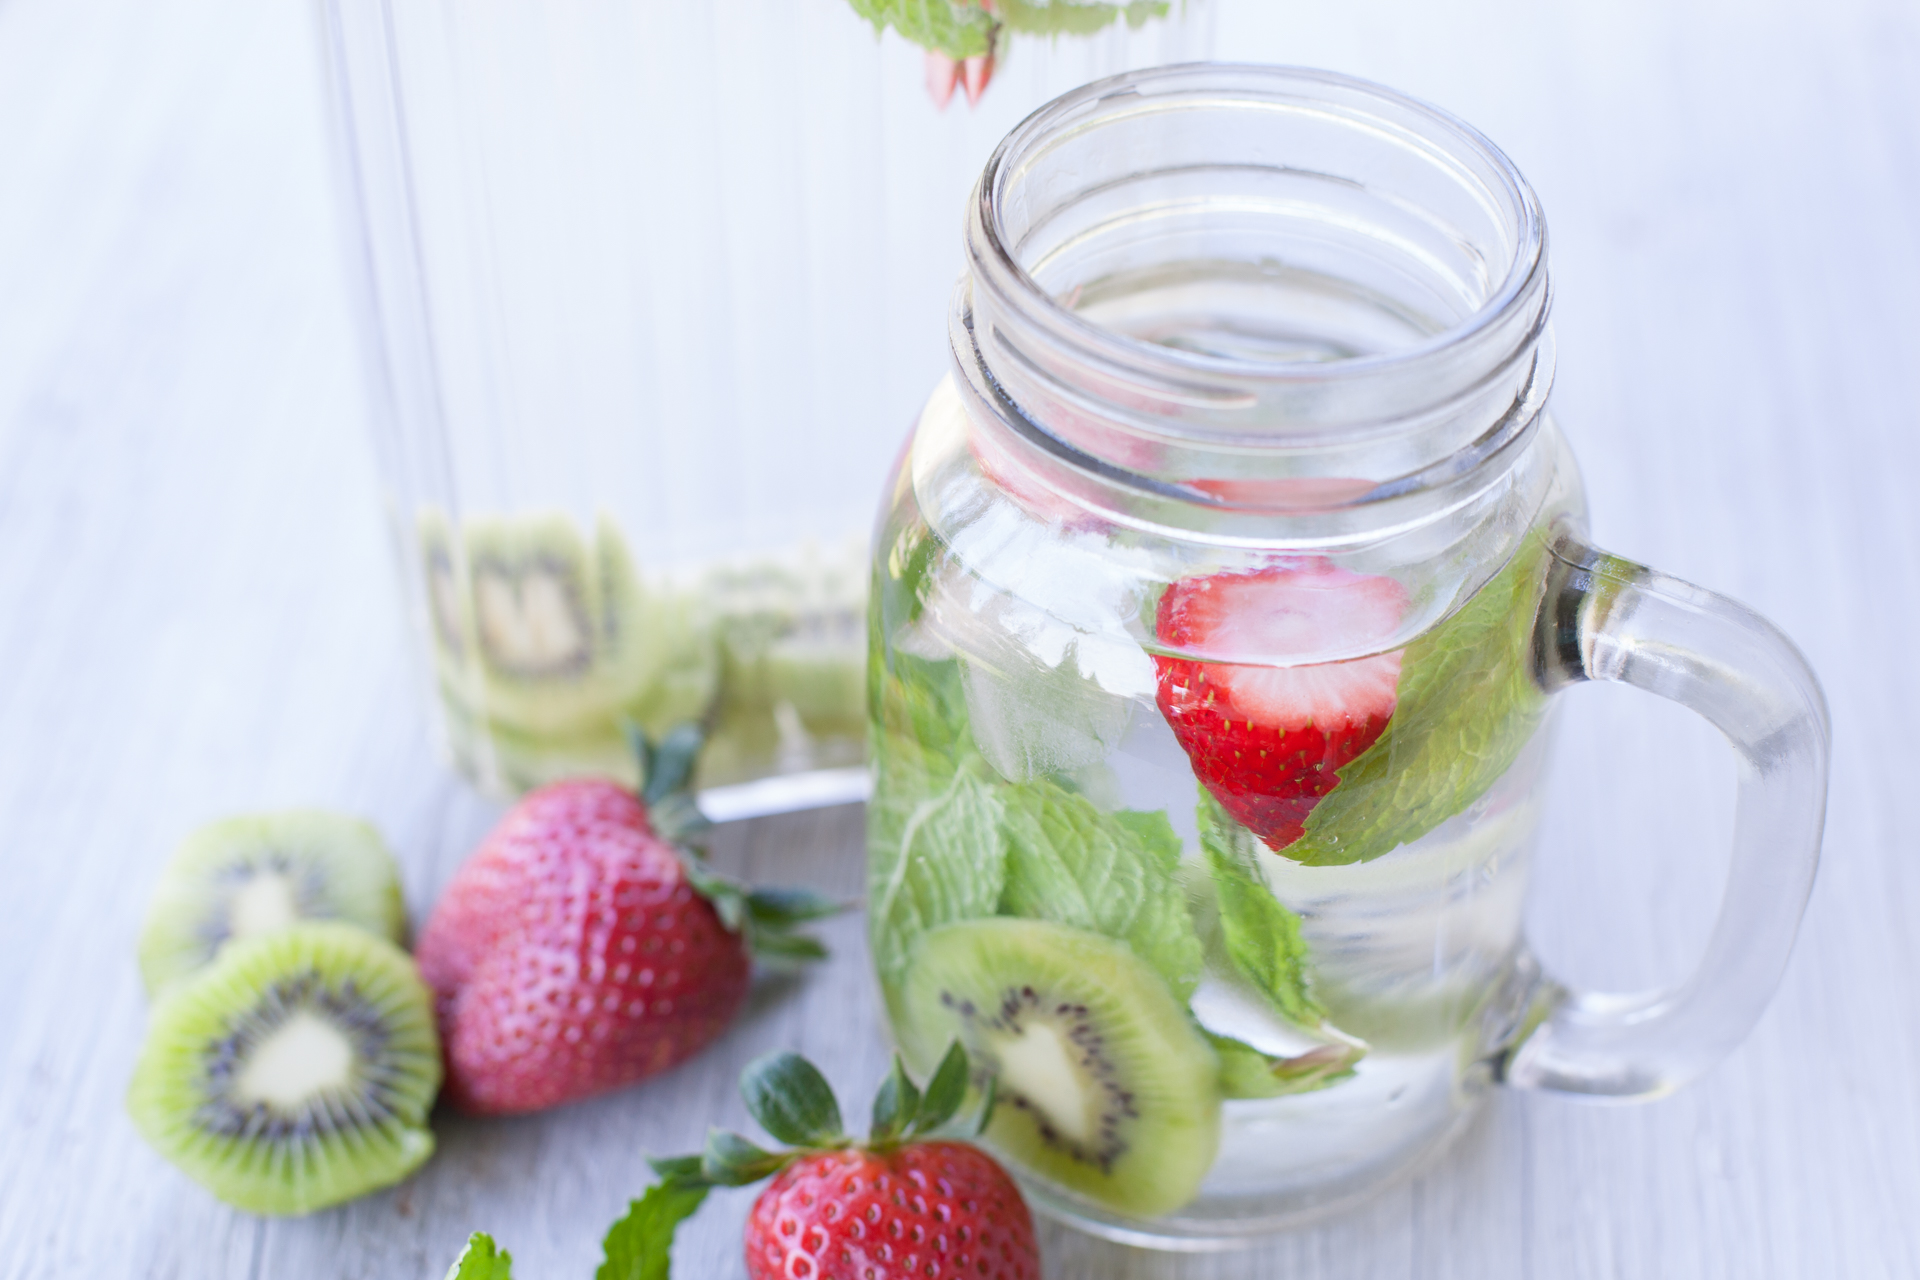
[0,0,1915,1276]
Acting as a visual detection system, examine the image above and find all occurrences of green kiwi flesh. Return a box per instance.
[898,917,1222,1218]
[127,922,441,1215]
[138,811,407,998]
[446,512,719,743]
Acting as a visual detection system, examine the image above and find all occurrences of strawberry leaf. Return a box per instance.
[911,1039,973,1136]
[742,1052,845,1148]
[746,931,829,962]
[969,1074,999,1138]
[645,1154,706,1183]
[595,1179,710,1280]
[745,887,847,927]
[702,1131,792,1186]
[445,1233,513,1280]
[1198,793,1324,1028]
[869,1055,922,1146]
[639,722,705,808]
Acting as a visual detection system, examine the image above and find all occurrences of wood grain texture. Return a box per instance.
[0,0,1915,1276]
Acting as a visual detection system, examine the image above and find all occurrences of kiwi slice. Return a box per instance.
[898,917,1221,1218]
[138,811,407,997]
[463,513,718,743]
[127,922,441,1215]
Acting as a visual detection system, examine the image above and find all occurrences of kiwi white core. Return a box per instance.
[476,570,585,668]
[227,872,301,939]
[992,1022,1097,1144]
[235,1011,355,1108]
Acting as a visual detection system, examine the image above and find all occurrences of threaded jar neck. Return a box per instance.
[951,64,1552,541]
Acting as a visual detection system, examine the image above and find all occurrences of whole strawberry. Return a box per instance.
[594,1044,1039,1280]
[1155,561,1409,851]
[415,726,838,1115]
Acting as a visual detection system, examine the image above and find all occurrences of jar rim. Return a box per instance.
[969,62,1548,394]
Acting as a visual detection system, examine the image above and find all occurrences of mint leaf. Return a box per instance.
[846,0,996,57]
[873,651,972,776]
[741,1052,845,1147]
[1285,531,1554,866]
[1207,1031,1363,1100]
[595,1180,710,1280]
[1198,793,1323,1026]
[998,782,1203,1001]
[995,0,1168,37]
[868,757,1007,992]
[446,1234,513,1280]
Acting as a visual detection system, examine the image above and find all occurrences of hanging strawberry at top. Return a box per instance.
[414,725,841,1115]
[1154,561,1410,852]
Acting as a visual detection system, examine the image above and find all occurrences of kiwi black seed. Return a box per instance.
[137,811,407,998]
[899,917,1221,1218]
[127,922,441,1215]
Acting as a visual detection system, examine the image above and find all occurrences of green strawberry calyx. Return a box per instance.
[626,720,849,962]
[607,1045,992,1279]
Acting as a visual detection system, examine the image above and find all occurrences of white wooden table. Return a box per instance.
[1,0,1915,1275]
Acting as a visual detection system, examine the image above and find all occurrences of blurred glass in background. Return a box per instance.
[318,0,1215,807]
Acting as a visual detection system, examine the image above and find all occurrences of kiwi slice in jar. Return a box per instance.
[137,811,407,998]
[898,917,1221,1218]
[127,922,441,1215]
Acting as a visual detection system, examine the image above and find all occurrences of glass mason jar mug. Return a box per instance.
[866,66,1830,1245]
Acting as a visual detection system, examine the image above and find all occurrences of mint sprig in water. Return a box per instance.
[998,779,1203,1001]
[1284,532,1555,867]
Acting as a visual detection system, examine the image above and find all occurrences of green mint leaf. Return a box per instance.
[1285,531,1554,866]
[868,754,1007,994]
[701,1131,792,1187]
[1206,1031,1364,1100]
[741,1052,845,1147]
[960,641,1136,784]
[997,781,1204,1001]
[595,1179,711,1280]
[445,1233,513,1280]
[911,1040,973,1135]
[1198,793,1324,1026]
[994,0,1167,37]
[869,1055,922,1146]
[874,651,973,773]
[846,0,996,57]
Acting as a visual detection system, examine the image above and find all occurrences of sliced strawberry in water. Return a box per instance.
[1154,561,1409,851]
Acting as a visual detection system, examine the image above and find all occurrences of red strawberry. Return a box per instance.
[1154,560,1408,851]
[746,1142,1035,1280]
[415,729,837,1115]
[593,1044,1039,1280]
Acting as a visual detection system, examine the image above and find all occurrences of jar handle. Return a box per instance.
[1502,532,1830,1097]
